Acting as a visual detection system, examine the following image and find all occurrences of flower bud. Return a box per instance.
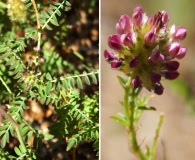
[116,14,132,34]
[166,42,181,57]
[144,30,156,43]
[164,71,179,80]
[129,56,139,68]
[165,61,180,71]
[132,76,142,89]
[173,27,187,40]
[121,33,134,46]
[111,59,122,68]
[154,83,164,95]
[108,34,123,50]
[149,50,164,63]
[176,46,187,59]
[104,50,115,61]
[132,7,143,26]
[161,11,169,25]
[151,72,161,83]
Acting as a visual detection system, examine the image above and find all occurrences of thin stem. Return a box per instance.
[0,106,32,159]
[0,76,12,94]
[0,2,7,8]
[31,0,41,51]
[150,113,164,160]
[123,79,146,160]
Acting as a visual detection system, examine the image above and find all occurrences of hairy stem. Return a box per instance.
[150,113,164,160]
[124,79,146,160]
[31,0,41,51]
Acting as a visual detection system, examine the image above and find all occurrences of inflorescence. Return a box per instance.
[104,6,187,95]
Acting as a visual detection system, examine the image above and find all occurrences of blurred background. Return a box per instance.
[101,0,195,160]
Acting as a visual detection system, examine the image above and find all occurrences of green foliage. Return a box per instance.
[0,0,99,159]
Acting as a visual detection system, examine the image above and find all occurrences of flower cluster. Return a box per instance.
[7,0,27,22]
[104,6,187,95]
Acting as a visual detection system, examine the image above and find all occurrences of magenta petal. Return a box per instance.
[104,50,115,61]
[164,71,179,80]
[121,33,134,46]
[132,9,143,27]
[144,30,156,43]
[176,46,187,59]
[149,50,164,63]
[161,11,169,25]
[108,34,123,50]
[132,76,142,89]
[165,61,180,71]
[111,59,122,68]
[173,27,187,40]
[154,83,164,95]
[166,42,181,57]
[151,72,161,83]
[129,56,139,68]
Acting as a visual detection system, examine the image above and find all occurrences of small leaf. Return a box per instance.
[0,45,6,52]
[69,77,75,88]
[84,75,91,85]
[67,138,77,151]
[43,134,54,140]
[6,56,15,65]
[76,77,83,89]
[45,24,52,30]
[26,131,34,142]
[137,106,156,111]
[45,82,52,95]
[14,147,22,156]
[0,51,10,59]
[91,73,97,84]
[19,144,26,154]
[1,134,7,148]
[46,73,52,81]
[111,114,128,126]
[13,64,23,75]
[50,18,59,26]
[21,126,29,136]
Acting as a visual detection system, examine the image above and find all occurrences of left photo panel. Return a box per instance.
[0,0,99,159]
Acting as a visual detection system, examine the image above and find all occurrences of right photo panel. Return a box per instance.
[101,0,195,160]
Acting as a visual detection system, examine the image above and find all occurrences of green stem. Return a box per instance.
[124,79,146,160]
[150,113,164,160]
[0,76,12,94]
[0,2,7,8]
[0,107,32,159]
[31,0,41,51]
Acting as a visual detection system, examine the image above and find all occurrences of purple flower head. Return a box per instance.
[116,14,132,34]
[108,34,123,50]
[111,59,122,68]
[121,32,134,46]
[132,76,142,89]
[144,30,156,43]
[129,56,139,68]
[173,27,187,40]
[104,50,115,61]
[104,6,187,95]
